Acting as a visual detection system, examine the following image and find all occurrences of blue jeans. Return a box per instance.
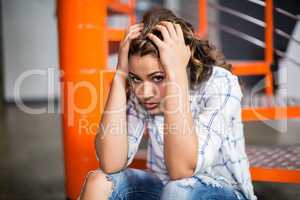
[98,167,248,200]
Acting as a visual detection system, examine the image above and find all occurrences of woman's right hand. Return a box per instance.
[116,23,144,76]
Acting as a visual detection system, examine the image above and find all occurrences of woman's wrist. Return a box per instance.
[165,68,188,83]
[114,68,128,82]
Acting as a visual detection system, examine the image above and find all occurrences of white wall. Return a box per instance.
[2,0,59,102]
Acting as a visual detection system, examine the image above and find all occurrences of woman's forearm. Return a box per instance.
[95,71,129,173]
[94,22,143,173]
[163,75,198,179]
[144,20,197,179]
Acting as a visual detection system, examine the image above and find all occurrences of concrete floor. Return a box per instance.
[0,102,300,200]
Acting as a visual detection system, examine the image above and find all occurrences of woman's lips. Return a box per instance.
[144,103,158,109]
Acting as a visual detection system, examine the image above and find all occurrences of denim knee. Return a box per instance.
[96,168,164,200]
[160,176,247,200]
[160,177,197,200]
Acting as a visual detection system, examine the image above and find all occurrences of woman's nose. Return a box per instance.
[142,81,155,99]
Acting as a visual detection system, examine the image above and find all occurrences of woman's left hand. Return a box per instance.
[146,21,191,81]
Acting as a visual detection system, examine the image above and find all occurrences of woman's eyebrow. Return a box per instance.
[128,72,140,78]
[129,71,164,78]
[147,71,164,77]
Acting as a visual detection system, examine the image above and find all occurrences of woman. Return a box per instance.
[78,7,257,200]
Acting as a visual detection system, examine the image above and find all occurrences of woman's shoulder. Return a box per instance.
[191,65,242,98]
[210,65,243,97]
[211,65,237,79]
[209,65,240,86]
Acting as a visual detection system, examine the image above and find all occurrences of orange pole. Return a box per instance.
[264,0,273,64]
[265,72,274,95]
[57,0,108,199]
[264,0,274,95]
[129,0,137,24]
[198,0,207,38]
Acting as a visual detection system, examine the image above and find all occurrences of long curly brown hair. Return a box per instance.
[128,6,231,91]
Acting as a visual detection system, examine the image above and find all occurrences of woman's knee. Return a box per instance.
[78,169,114,200]
[79,168,164,200]
[87,170,112,185]
[161,177,243,200]
[160,177,198,200]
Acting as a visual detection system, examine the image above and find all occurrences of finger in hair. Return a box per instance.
[153,24,171,42]
[146,33,164,48]
[174,23,184,41]
[159,21,177,39]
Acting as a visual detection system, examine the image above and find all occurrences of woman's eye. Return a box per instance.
[130,77,142,83]
[152,76,164,83]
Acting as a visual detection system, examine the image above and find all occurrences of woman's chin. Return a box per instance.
[148,108,163,116]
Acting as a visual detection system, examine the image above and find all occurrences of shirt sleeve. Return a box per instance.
[192,72,243,175]
[124,92,148,168]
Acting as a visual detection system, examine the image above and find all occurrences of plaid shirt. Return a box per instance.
[125,66,257,200]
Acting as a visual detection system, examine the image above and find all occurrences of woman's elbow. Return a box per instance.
[98,157,127,174]
[100,163,125,174]
[169,168,194,180]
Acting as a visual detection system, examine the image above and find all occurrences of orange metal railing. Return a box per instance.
[197,0,274,96]
[197,0,300,122]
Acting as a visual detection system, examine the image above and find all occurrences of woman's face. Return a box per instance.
[128,54,166,115]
